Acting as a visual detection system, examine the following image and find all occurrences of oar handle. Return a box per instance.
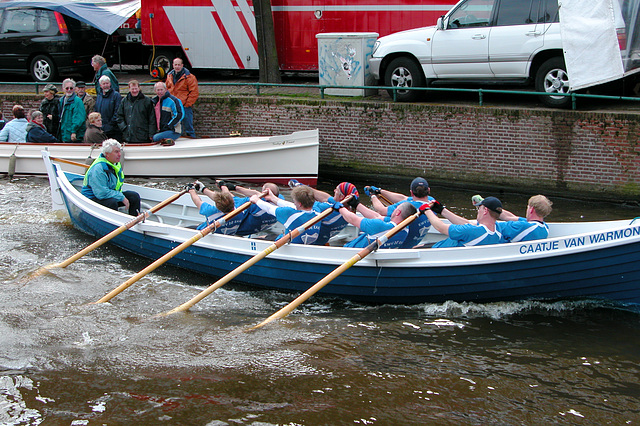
[249,206,423,330]
[159,196,352,315]
[50,156,91,169]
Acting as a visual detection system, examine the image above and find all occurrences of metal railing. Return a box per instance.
[4,80,640,110]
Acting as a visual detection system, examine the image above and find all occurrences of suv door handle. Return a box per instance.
[471,34,486,40]
[526,31,541,36]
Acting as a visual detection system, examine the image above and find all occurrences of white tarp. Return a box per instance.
[0,0,140,34]
[559,0,625,91]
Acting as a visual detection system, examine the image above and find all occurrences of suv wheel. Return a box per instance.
[535,57,571,108]
[384,57,425,102]
[30,55,57,82]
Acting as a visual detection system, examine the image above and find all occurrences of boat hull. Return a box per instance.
[44,152,640,308]
[2,129,319,185]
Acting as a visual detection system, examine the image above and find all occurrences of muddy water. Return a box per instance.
[1,176,639,424]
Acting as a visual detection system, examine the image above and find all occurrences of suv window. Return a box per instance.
[495,0,559,26]
[448,0,495,29]
[1,9,56,34]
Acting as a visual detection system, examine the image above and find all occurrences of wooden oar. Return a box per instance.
[248,205,426,331]
[50,156,91,169]
[93,191,268,304]
[157,195,354,317]
[27,188,190,280]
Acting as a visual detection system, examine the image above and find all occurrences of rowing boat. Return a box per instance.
[2,129,319,185]
[42,151,640,309]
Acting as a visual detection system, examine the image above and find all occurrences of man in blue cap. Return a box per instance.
[424,196,504,248]
[364,177,434,248]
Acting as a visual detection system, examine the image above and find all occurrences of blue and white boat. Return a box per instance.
[42,151,640,309]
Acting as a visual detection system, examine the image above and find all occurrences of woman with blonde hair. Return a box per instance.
[83,112,108,143]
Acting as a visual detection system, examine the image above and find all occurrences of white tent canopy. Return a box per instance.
[0,0,140,34]
[560,0,640,91]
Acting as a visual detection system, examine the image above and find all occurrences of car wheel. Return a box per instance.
[30,55,57,82]
[384,57,425,102]
[535,57,571,108]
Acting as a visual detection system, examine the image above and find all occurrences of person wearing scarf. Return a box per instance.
[26,110,58,143]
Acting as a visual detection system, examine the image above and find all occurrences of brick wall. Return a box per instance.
[4,95,640,200]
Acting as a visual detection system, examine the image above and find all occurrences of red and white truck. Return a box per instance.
[125,0,458,74]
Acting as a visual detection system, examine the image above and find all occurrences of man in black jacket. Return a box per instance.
[116,80,156,143]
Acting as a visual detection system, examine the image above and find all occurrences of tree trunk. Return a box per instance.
[254,0,282,83]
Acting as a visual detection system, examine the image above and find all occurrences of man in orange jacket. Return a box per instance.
[166,57,199,138]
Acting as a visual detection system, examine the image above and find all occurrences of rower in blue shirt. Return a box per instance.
[494,194,552,243]
[425,196,504,248]
[250,186,320,245]
[365,177,434,248]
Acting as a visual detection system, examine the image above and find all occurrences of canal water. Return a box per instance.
[1,175,639,424]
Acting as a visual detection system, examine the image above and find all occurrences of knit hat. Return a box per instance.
[338,182,359,198]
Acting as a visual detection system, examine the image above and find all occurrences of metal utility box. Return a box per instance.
[316,32,379,96]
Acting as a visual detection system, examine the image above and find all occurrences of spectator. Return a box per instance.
[26,110,58,143]
[75,81,95,118]
[94,75,123,141]
[84,112,108,144]
[58,79,86,143]
[166,57,198,138]
[40,83,59,137]
[81,139,140,216]
[116,80,156,143]
[151,81,184,145]
[91,55,119,93]
[0,111,4,131]
[0,105,28,142]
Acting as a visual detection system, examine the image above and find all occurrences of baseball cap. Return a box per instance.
[479,196,503,214]
[410,177,429,193]
[43,83,57,93]
[338,182,359,198]
[76,81,86,88]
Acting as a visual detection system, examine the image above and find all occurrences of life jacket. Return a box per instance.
[83,155,124,191]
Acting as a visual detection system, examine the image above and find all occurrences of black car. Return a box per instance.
[0,7,113,82]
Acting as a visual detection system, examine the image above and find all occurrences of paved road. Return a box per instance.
[1,66,639,112]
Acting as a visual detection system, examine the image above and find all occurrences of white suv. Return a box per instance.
[369,0,625,107]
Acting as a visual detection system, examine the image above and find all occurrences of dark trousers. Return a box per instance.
[95,190,141,216]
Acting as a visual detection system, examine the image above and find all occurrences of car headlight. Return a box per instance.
[372,40,380,56]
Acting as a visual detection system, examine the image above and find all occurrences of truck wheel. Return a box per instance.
[30,55,57,82]
[535,57,571,108]
[384,57,425,102]
[150,49,175,78]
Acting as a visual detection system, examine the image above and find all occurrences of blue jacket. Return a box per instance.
[26,122,58,143]
[81,154,125,202]
[152,91,184,133]
[95,89,123,134]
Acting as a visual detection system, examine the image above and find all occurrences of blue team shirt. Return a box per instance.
[345,218,408,249]
[433,223,502,248]
[197,202,246,235]
[313,197,348,245]
[497,218,549,243]
[234,196,278,236]
[275,207,320,245]
[386,197,433,248]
